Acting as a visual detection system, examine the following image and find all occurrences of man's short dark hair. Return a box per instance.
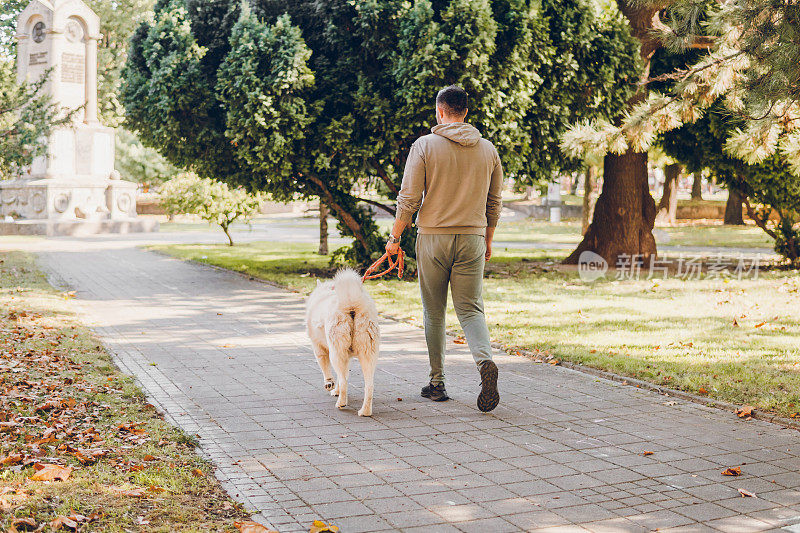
[436,85,468,116]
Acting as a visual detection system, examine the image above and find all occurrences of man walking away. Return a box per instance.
[384,85,503,412]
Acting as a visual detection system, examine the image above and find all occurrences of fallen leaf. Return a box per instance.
[143,455,157,461]
[50,516,78,530]
[310,520,340,533]
[10,517,37,531]
[736,405,754,419]
[234,521,278,533]
[698,387,708,395]
[754,321,766,328]
[722,467,742,476]
[738,488,757,498]
[732,317,739,327]
[109,485,146,497]
[191,468,205,477]
[30,463,71,481]
[549,359,561,366]
[1,453,23,466]
[642,451,654,456]
[453,337,466,345]
[117,422,146,435]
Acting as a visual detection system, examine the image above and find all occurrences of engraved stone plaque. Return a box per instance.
[29,51,47,66]
[61,52,84,83]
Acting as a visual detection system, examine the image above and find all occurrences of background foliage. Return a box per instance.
[123,0,639,264]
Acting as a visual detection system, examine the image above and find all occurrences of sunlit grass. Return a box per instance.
[492,220,775,249]
[154,241,800,417]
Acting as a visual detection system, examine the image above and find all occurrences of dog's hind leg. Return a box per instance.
[331,353,349,409]
[326,313,352,409]
[313,344,335,392]
[357,351,376,417]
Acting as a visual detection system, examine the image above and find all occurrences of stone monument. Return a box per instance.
[0,0,157,235]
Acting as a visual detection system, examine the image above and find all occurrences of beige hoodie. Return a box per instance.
[395,123,503,235]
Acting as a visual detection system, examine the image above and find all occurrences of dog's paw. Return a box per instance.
[336,400,347,409]
[358,406,372,417]
[330,387,339,396]
[324,379,335,391]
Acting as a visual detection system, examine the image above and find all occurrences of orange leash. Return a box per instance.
[362,249,405,282]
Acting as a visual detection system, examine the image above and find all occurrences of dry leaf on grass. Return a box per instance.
[736,405,754,419]
[722,467,742,476]
[1,453,23,465]
[738,488,757,498]
[10,517,38,531]
[29,463,71,481]
[117,422,146,435]
[109,485,146,497]
[191,468,205,477]
[51,515,78,530]
[453,337,466,345]
[234,520,278,533]
[310,520,340,533]
[698,387,708,395]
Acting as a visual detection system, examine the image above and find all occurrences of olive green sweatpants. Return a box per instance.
[415,233,493,385]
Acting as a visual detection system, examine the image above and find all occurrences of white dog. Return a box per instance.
[306,269,379,416]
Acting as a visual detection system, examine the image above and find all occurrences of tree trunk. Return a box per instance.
[723,188,745,225]
[691,173,703,200]
[564,1,664,267]
[582,166,597,234]
[318,201,329,255]
[655,163,680,225]
[566,152,657,265]
[221,224,234,246]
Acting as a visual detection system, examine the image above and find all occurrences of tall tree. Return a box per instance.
[123,0,639,264]
[563,1,664,266]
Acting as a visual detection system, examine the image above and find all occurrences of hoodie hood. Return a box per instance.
[431,122,482,147]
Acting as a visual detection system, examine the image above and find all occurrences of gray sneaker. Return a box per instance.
[421,382,449,401]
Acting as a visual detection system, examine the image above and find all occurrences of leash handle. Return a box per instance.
[362,249,405,282]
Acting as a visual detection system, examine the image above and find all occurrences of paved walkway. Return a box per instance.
[8,235,800,532]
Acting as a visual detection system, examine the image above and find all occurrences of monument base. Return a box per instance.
[0,218,159,236]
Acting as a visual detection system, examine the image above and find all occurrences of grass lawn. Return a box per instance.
[0,252,251,531]
[492,220,775,249]
[153,241,800,418]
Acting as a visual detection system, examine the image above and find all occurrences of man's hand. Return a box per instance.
[386,241,401,255]
[485,226,495,261]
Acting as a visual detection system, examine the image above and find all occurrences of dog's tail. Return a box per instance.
[333,268,365,316]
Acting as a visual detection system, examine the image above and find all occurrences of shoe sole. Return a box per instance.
[477,361,499,412]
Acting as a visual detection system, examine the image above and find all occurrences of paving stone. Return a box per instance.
[23,238,800,533]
